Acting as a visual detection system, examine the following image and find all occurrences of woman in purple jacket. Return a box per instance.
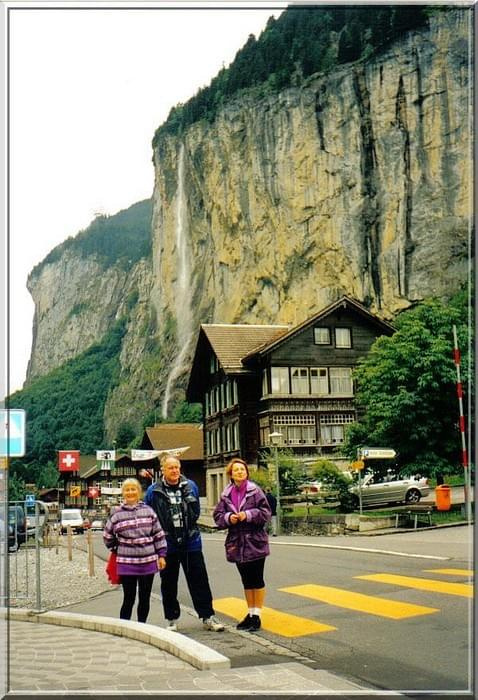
[213,458,271,631]
[104,478,167,623]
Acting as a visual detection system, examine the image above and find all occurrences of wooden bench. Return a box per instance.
[395,505,433,529]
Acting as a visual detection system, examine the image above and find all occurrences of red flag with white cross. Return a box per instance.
[58,450,80,472]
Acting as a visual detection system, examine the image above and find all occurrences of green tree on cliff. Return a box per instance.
[343,291,472,477]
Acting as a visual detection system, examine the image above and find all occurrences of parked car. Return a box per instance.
[298,481,324,495]
[60,508,84,534]
[90,519,104,531]
[8,504,27,551]
[348,471,430,508]
[298,480,340,501]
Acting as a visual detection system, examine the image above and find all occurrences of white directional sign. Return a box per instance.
[0,409,26,457]
[360,448,396,459]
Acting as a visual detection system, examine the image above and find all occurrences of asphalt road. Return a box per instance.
[87,525,473,693]
[163,528,473,693]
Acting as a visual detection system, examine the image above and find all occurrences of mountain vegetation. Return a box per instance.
[7,320,127,493]
[31,199,152,277]
[153,5,431,146]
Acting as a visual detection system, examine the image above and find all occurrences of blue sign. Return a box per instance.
[0,409,26,457]
[25,494,35,505]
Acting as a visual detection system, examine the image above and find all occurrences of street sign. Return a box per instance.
[25,493,35,505]
[360,448,396,459]
[0,409,26,457]
[351,460,365,470]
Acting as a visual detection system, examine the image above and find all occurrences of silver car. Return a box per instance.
[349,471,430,508]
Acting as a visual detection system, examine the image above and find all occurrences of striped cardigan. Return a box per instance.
[103,501,167,576]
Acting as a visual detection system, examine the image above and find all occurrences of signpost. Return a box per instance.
[0,409,26,457]
[360,448,396,459]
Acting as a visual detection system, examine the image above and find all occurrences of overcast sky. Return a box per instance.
[7,1,285,395]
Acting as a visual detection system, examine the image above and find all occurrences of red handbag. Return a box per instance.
[106,551,121,584]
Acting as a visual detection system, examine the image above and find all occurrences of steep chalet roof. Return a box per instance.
[242,296,395,361]
[142,423,204,460]
[201,324,289,372]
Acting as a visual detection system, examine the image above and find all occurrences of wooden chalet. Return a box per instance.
[140,423,206,495]
[186,296,395,508]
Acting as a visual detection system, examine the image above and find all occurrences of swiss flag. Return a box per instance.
[88,486,100,498]
[58,450,80,472]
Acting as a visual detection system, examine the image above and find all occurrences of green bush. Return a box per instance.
[311,459,356,513]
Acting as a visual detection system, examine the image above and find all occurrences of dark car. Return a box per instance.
[8,504,27,551]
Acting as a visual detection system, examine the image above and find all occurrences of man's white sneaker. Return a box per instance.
[166,620,178,632]
[202,615,225,632]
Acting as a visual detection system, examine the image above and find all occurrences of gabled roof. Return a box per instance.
[201,324,289,373]
[242,296,395,361]
[142,423,204,460]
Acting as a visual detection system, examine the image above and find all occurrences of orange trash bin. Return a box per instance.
[435,484,451,511]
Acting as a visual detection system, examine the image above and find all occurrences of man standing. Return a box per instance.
[265,487,278,536]
[145,455,224,632]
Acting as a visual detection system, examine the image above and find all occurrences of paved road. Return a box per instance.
[82,524,473,692]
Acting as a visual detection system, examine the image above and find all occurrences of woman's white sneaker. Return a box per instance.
[202,615,225,631]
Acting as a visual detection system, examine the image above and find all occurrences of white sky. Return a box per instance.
[7,1,285,395]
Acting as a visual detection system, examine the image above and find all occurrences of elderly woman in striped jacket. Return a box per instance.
[104,478,167,624]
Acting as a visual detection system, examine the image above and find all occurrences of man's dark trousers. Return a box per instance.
[160,549,215,620]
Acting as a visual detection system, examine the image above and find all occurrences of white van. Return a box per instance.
[60,508,84,534]
[25,500,49,531]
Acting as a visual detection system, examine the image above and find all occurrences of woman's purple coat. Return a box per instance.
[213,480,271,563]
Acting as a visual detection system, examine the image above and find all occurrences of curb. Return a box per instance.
[6,608,230,671]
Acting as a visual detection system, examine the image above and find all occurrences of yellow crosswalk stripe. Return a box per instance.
[356,573,473,598]
[213,597,337,637]
[279,584,438,619]
[422,568,474,577]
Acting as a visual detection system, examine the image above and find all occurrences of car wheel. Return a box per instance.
[405,488,421,504]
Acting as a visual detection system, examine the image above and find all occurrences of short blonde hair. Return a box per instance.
[121,478,142,497]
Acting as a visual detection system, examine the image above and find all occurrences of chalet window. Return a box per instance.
[335,328,351,348]
[259,416,270,446]
[314,327,331,345]
[221,383,226,409]
[329,367,353,394]
[215,386,221,412]
[210,356,215,373]
[225,381,232,407]
[232,379,238,405]
[233,421,239,449]
[262,369,269,396]
[273,414,316,445]
[291,367,309,394]
[95,497,102,506]
[205,393,210,417]
[319,413,354,445]
[211,390,215,414]
[310,367,328,394]
[271,367,290,394]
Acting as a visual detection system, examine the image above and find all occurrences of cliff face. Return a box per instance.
[26,10,472,434]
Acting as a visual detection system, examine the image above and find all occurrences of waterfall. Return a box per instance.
[161,144,194,419]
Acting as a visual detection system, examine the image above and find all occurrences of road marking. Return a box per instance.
[204,536,450,560]
[355,574,473,598]
[422,568,473,577]
[213,597,336,637]
[279,584,438,619]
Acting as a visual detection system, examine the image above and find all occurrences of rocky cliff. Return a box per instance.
[26,10,472,436]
